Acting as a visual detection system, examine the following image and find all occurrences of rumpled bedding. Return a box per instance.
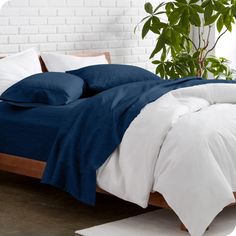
[40,76,236,236]
[98,83,236,236]
[2,69,236,236]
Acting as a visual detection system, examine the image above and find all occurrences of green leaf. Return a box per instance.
[205,55,233,80]
[191,4,204,13]
[152,60,161,64]
[179,10,190,31]
[224,12,233,31]
[201,0,211,8]
[161,47,167,61]
[217,15,224,32]
[168,9,182,25]
[144,2,153,14]
[153,2,166,14]
[193,51,200,58]
[205,13,219,25]
[232,4,236,17]
[150,16,165,34]
[156,64,166,78]
[175,0,187,4]
[166,2,174,14]
[214,1,225,12]
[150,25,160,34]
[163,28,172,45]
[152,16,161,27]
[204,4,213,20]
[170,29,181,51]
[150,35,165,58]
[142,18,151,38]
[134,16,149,33]
[190,0,199,4]
[189,9,201,26]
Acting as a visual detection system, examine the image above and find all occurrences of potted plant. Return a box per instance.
[136,0,236,79]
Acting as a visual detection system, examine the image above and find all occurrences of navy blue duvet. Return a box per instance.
[40,77,236,205]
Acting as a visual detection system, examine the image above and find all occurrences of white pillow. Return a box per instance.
[41,52,108,72]
[0,48,42,95]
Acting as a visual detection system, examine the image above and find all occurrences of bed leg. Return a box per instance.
[180,223,188,232]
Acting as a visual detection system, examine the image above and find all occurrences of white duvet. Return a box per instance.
[97,83,236,236]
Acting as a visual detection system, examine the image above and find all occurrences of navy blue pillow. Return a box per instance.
[67,64,161,93]
[0,72,84,107]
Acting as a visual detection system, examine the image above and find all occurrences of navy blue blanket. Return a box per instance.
[42,77,236,204]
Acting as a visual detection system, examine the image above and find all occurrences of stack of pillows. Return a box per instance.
[0,48,160,107]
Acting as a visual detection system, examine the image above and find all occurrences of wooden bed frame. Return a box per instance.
[0,51,235,232]
[0,153,170,209]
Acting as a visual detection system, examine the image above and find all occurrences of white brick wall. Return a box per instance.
[0,0,156,71]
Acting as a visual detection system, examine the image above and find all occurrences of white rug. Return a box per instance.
[76,206,236,236]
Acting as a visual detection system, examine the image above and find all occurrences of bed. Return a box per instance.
[0,51,170,206]
[0,51,236,236]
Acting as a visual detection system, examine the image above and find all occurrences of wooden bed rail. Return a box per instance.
[0,153,45,179]
[1,152,235,208]
[0,152,171,208]
[0,152,236,233]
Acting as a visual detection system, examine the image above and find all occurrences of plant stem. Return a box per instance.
[196,29,227,77]
[198,27,201,49]
[207,26,211,43]
[184,36,198,51]
[204,29,227,59]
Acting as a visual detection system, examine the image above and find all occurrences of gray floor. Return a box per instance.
[0,171,156,236]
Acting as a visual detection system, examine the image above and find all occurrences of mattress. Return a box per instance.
[0,99,87,161]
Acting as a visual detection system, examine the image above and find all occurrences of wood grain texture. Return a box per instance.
[0,153,45,179]
[71,51,111,64]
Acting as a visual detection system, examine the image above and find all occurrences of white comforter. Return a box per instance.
[97,83,236,236]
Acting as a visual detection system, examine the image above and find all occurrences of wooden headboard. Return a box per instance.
[71,51,111,64]
[1,51,111,72]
